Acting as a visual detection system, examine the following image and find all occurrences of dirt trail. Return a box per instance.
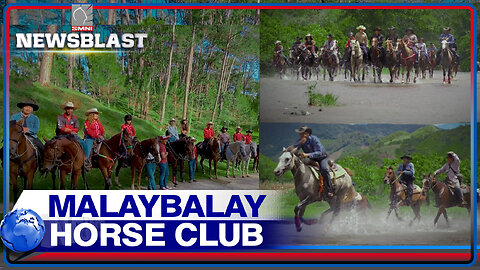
[260,71,472,124]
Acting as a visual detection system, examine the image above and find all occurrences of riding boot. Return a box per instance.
[84,156,92,171]
[405,187,413,206]
[454,187,466,206]
[321,171,334,198]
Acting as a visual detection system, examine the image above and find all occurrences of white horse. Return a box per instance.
[239,142,257,178]
[273,146,355,232]
[225,141,246,178]
[440,39,453,84]
[350,40,364,82]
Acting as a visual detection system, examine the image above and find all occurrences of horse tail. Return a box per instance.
[345,167,354,177]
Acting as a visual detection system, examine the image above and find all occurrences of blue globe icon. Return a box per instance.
[0,209,45,253]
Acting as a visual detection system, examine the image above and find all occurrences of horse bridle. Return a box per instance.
[9,123,29,159]
[166,140,189,161]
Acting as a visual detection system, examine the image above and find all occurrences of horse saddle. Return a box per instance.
[401,183,422,193]
[307,163,347,183]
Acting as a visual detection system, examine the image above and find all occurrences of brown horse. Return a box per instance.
[383,167,428,226]
[196,137,220,179]
[428,50,436,78]
[398,39,416,84]
[422,174,471,227]
[416,50,428,79]
[166,137,195,184]
[384,40,398,83]
[114,137,160,190]
[7,119,39,202]
[91,129,134,189]
[273,51,287,79]
[43,136,87,190]
[321,48,337,81]
[369,38,383,83]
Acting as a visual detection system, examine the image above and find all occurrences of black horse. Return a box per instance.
[166,137,195,184]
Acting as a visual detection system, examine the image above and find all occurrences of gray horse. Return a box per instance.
[273,146,354,232]
[225,141,246,178]
[239,142,257,178]
[440,39,453,84]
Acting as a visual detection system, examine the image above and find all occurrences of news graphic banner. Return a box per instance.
[7,190,279,252]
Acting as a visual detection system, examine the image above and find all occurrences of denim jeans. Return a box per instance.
[158,163,169,188]
[145,163,157,190]
[189,159,196,180]
[83,137,95,157]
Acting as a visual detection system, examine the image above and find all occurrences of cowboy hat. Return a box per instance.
[221,126,228,131]
[190,137,197,142]
[64,101,75,109]
[84,108,100,116]
[328,34,333,38]
[159,135,171,140]
[246,130,253,134]
[348,32,354,36]
[305,33,312,37]
[235,126,242,131]
[400,154,412,160]
[389,26,396,31]
[296,36,302,40]
[406,27,414,33]
[356,25,366,30]
[294,126,310,133]
[443,27,451,31]
[17,99,39,111]
[374,27,382,31]
[207,121,214,126]
[169,118,176,123]
[275,40,282,44]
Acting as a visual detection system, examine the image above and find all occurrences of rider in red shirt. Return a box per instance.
[245,130,253,145]
[56,101,79,137]
[200,122,215,151]
[233,126,245,142]
[121,114,136,137]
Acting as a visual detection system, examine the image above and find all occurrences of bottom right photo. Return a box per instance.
[260,122,475,246]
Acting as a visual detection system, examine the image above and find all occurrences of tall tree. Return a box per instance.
[160,9,177,123]
[7,0,18,25]
[108,0,117,24]
[38,25,57,86]
[182,25,196,120]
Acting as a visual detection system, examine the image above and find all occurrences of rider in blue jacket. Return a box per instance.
[436,27,459,64]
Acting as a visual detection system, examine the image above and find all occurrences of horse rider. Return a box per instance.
[121,114,136,137]
[200,121,215,152]
[10,99,44,168]
[56,101,80,142]
[217,126,230,161]
[290,37,303,60]
[386,26,399,49]
[416,37,429,61]
[294,126,334,198]
[371,27,386,64]
[82,108,105,170]
[274,40,289,64]
[304,34,318,58]
[436,27,459,64]
[428,42,437,54]
[166,118,179,142]
[323,34,339,64]
[354,25,369,62]
[180,118,189,138]
[396,154,415,206]
[434,152,466,206]
[245,130,253,145]
[403,27,419,65]
[345,32,355,48]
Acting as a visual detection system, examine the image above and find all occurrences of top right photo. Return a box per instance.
[260,9,474,124]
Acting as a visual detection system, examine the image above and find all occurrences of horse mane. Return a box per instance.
[344,167,354,177]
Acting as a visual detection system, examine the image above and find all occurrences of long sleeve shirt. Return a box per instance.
[217,133,231,146]
[203,128,215,140]
[396,163,415,181]
[233,132,245,142]
[294,135,327,160]
[416,42,427,54]
[167,126,179,140]
[355,32,369,46]
[439,33,454,44]
[371,34,384,47]
[435,153,460,181]
[83,120,105,139]
[323,40,338,51]
[10,113,39,138]
[121,123,136,137]
[245,134,252,145]
[57,114,79,135]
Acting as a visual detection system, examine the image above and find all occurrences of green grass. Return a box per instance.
[306,83,339,107]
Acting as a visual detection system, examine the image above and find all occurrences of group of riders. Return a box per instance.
[274,25,460,75]
[291,125,467,207]
[4,98,257,189]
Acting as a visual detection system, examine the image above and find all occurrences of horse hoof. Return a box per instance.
[246,175,250,177]
[225,175,229,178]
[131,185,135,190]
[242,175,245,178]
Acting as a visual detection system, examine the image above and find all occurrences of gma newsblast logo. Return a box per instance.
[71,4,93,32]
